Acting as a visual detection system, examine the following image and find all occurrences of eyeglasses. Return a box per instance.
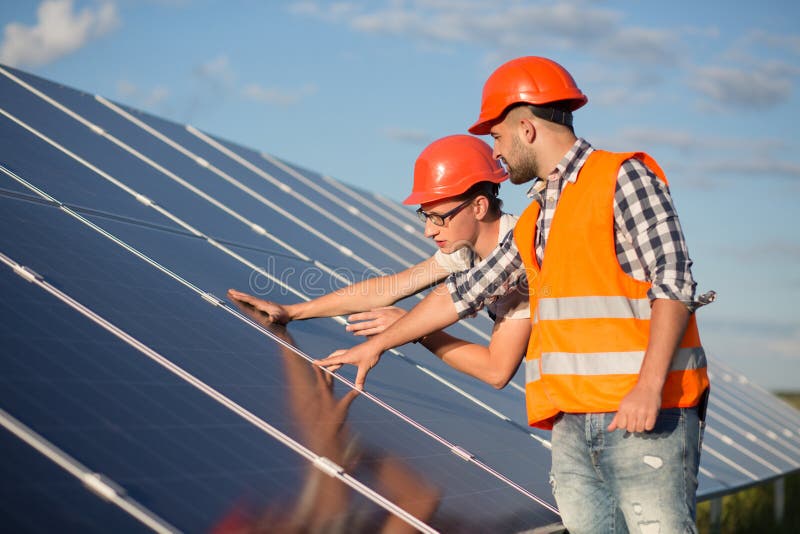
[415,198,473,226]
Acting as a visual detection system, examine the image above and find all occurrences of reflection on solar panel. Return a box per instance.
[0,64,798,532]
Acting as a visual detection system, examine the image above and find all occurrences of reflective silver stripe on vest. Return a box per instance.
[525,359,541,383]
[536,296,652,322]
[525,346,706,381]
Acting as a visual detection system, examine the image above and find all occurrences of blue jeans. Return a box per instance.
[550,408,703,534]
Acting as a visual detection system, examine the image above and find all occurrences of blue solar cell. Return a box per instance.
[0,191,561,529]
[0,112,177,230]
[0,176,559,506]
[0,265,397,533]
[0,425,154,533]
[1,66,415,276]
[3,67,532,447]
[0,67,373,277]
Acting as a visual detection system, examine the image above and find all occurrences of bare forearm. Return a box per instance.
[370,286,459,353]
[290,277,407,320]
[420,332,507,387]
[639,298,690,389]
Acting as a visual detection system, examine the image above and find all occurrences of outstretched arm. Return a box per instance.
[228,256,448,324]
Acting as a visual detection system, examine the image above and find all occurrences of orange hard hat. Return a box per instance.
[468,56,588,135]
[403,135,507,205]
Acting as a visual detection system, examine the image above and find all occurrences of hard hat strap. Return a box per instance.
[528,105,573,127]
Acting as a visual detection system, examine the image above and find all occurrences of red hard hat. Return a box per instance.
[469,56,588,135]
[403,135,507,205]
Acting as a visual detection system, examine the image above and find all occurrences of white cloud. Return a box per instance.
[765,328,800,360]
[691,65,794,109]
[287,1,358,21]
[115,79,170,109]
[242,83,318,106]
[194,54,235,87]
[612,129,789,155]
[617,128,698,152]
[746,29,800,56]
[699,159,800,180]
[382,127,431,145]
[0,0,119,68]
[719,240,800,263]
[289,1,680,66]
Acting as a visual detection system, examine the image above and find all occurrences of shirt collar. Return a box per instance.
[526,138,594,198]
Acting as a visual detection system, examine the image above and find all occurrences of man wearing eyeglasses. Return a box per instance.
[230,134,531,388]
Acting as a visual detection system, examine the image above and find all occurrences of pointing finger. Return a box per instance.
[355,365,368,390]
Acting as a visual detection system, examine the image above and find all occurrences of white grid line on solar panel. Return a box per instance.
[373,191,423,226]
[94,94,420,268]
[699,465,717,481]
[0,160,317,308]
[0,251,439,534]
[709,364,800,436]
[0,407,179,534]
[709,386,800,459]
[0,108,363,331]
[0,167,558,514]
[702,443,759,481]
[260,150,430,259]
[184,125,413,268]
[0,67,362,285]
[0,158,545,452]
[405,357,551,448]
[708,367,800,443]
[703,425,782,474]
[506,375,527,394]
[320,173,433,247]
[707,385,800,458]
[706,408,800,468]
[0,66,501,350]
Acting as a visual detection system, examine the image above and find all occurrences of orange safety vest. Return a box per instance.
[514,150,709,430]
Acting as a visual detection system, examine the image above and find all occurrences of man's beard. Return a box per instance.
[507,137,538,184]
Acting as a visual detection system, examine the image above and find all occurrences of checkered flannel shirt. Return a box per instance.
[446,138,697,319]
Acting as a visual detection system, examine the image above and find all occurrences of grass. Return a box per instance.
[696,392,800,533]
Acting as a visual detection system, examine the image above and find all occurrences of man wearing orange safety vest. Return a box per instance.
[318,56,712,533]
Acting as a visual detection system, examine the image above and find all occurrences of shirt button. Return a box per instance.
[547,196,555,203]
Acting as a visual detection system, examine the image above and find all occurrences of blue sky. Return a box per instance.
[1,0,799,392]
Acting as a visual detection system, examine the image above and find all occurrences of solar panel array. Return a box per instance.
[0,64,798,532]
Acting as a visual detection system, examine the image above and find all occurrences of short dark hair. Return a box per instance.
[455,181,503,215]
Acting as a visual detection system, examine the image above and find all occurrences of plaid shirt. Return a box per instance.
[446,138,697,318]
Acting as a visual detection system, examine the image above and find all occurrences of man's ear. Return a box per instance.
[473,195,490,220]
[519,117,536,144]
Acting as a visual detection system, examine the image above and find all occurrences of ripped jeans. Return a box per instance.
[550,408,703,534]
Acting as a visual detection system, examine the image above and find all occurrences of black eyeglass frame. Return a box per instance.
[415,197,474,226]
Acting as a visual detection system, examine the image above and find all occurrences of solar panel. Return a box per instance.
[1,64,797,531]
[0,192,561,531]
